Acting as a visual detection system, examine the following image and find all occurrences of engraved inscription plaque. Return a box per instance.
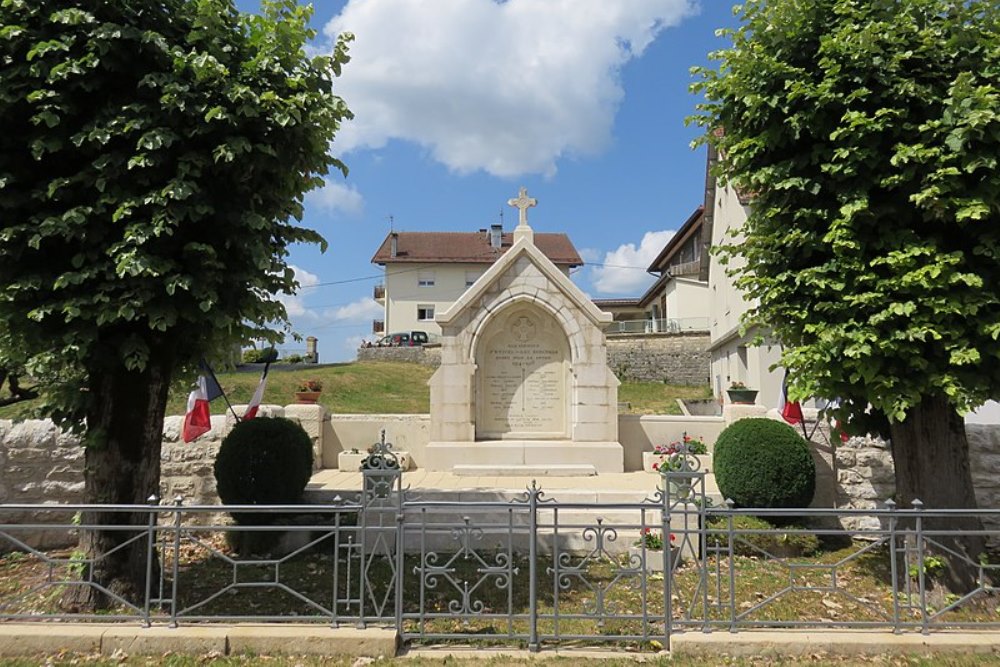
[477,311,567,438]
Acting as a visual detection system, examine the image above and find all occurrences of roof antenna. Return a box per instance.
[499,208,504,226]
[388,214,394,232]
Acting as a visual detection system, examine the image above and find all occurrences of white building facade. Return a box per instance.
[372,225,582,338]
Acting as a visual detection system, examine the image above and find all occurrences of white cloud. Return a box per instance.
[305,178,364,215]
[323,0,697,177]
[330,297,383,323]
[278,265,321,317]
[591,230,674,295]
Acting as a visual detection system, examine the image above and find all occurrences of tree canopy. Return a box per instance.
[0,0,353,427]
[692,0,1000,433]
[0,0,353,605]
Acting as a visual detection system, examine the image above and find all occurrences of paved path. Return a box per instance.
[307,469,721,501]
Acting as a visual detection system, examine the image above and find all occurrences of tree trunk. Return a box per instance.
[65,347,175,611]
[889,394,984,593]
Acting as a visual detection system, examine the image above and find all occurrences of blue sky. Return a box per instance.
[234,0,739,361]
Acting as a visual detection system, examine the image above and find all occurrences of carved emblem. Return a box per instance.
[512,316,536,342]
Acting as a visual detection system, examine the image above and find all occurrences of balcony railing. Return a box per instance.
[605,317,709,335]
[372,319,384,334]
[668,259,702,277]
[373,284,385,301]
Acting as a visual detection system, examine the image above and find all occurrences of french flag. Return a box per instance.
[182,370,224,443]
[243,365,269,420]
[778,373,804,425]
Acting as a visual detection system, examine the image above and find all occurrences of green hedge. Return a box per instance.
[214,417,314,525]
[713,417,815,510]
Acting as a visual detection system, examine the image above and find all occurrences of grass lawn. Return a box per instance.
[0,361,711,419]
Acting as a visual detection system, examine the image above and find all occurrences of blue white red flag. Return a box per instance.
[182,362,226,443]
[778,373,804,425]
[243,364,269,420]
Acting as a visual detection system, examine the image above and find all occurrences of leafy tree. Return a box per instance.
[0,0,352,605]
[692,0,999,588]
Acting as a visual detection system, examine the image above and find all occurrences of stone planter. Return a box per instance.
[642,451,665,473]
[726,389,758,404]
[295,391,322,404]
[338,451,367,471]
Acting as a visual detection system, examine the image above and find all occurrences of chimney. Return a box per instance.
[489,224,502,249]
[390,232,398,258]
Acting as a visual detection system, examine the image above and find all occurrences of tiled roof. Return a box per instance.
[592,298,642,309]
[371,231,583,266]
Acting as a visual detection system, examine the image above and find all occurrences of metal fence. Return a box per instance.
[605,318,709,335]
[1,445,998,650]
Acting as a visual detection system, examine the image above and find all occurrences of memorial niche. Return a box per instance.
[475,307,569,439]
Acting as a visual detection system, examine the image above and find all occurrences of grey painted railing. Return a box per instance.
[1,441,998,649]
[605,318,709,335]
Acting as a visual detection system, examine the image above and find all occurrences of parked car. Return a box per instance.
[377,331,430,347]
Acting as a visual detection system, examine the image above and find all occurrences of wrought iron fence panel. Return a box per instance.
[400,501,531,643]
[2,487,1000,647]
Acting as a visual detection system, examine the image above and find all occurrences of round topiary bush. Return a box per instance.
[214,417,314,525]
[713,417,816,510]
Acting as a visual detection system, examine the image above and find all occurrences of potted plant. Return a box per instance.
[726,380,758,404]
[295,379,323,404]
[627,528,679,572]
[643,433,708,472]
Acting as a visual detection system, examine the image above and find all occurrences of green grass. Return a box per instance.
[618,381,714,415]
[0,362,710,419]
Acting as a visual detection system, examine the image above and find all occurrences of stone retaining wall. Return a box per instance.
[606,333,710,385]
[0,403,326,550]
[834,425,1000,533]
[356,346,441,366]
[357,335,712,387]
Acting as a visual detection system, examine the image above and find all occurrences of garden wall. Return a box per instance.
[356,346,441,366]
[357,334,711,387]
[833,425,1000,533]
[3,405,998,548]
[605,333,710,385]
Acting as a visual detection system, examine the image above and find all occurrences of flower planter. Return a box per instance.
[627,545,681,573]
[726,389,758,404]
[642,451,664,473]
[295,391,322,404]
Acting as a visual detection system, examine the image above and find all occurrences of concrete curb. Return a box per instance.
[669,629,1000,657]
[0,624,397,658]
[2,625,999,660]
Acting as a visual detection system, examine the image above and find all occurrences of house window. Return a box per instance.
[418,271,435,287]
[417,304,435,321]
[465,270,482,287]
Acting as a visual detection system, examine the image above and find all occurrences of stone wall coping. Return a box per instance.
[619,414,725,424]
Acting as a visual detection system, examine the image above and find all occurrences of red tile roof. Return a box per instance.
[371,231,583,267]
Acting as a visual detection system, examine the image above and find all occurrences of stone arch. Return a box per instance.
[465,292,585,365]
[472,301,571,440]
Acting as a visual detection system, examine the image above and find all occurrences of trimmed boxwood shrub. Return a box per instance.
[713,417,815,510]
[214,417,314,525]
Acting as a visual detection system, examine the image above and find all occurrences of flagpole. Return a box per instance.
[202,359,241,422]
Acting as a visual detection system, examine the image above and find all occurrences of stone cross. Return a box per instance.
[508,187,537,228]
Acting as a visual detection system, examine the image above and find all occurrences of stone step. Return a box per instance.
[452,463,597,477]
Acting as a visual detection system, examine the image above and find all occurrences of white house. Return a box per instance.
[700,145,784,407]
[594,206,710,334]
[371,224,583,337]
[701,145,999,422]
